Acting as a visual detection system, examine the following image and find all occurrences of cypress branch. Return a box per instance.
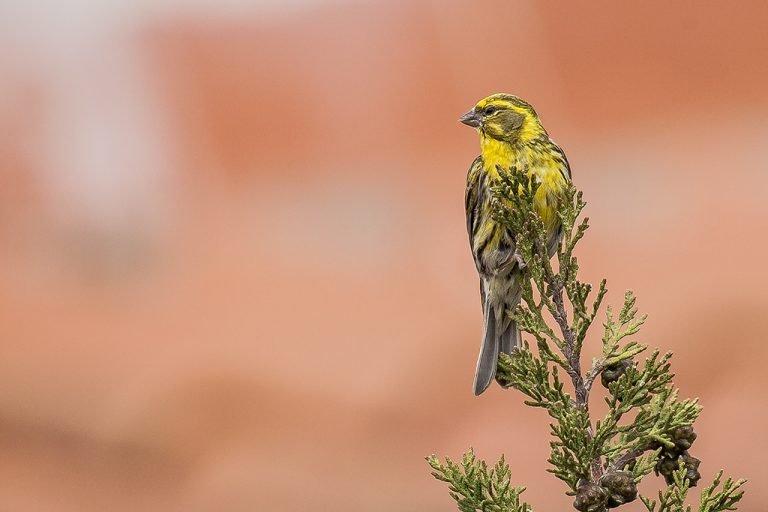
[428,164,746,511]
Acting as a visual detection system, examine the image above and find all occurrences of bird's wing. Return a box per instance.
[544,140,573,256]
[464,155,484,241]
[465,156,492,272]
[465,156,487,314]
[549,140,573,181]
[465,156,516,276]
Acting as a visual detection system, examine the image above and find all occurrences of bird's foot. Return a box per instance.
[512,248,527,270]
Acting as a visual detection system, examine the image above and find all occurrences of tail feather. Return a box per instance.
[499,321,521,355]
[473,305,520,396]
[473,302,499,395]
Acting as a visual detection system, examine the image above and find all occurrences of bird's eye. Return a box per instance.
[484,106,497,115]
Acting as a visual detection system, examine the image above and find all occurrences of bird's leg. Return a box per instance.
[494,246,527,276]
[512,246,527,270]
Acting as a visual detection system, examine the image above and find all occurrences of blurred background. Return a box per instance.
[1,0,767,510]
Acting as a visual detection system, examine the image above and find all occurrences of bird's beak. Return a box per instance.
[459,109,481,128]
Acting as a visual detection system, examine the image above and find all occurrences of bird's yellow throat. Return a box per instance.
[479,134,516,180]
[478,118,547,180]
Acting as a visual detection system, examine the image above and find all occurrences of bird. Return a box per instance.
[460,93,572,395]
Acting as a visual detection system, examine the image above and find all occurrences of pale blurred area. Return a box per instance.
[0,0,767,510]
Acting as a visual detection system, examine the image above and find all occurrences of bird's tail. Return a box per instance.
[473,297,521,396]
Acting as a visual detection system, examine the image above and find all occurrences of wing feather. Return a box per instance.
[464,155,483,241]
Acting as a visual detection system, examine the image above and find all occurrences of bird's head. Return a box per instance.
[459,93,546,143]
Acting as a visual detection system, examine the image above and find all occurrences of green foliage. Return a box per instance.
[427,449,532,512]
[641,462,694,512]
[698,472,747,512]
[496,342,569,410]
[428,165,745,511]
[547,402,593,492]
[641,463,746,512]
[599,352,702,469]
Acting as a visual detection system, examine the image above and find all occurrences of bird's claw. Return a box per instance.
[513,248,527,270]
[494,248,527,276]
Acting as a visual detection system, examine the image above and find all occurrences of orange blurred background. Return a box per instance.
[1,1,767,510]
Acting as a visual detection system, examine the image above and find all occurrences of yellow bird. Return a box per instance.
[460,94,572,395]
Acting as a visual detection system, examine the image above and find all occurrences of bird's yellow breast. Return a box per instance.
[480,134,567,234]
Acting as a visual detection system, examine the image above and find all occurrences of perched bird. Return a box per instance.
[460,94,572,395]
